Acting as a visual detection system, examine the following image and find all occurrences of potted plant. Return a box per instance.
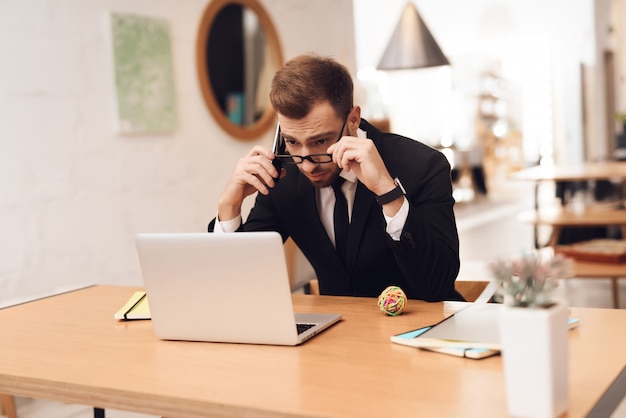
[490,251,573,418]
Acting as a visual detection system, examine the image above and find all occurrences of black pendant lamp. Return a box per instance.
[377,2,449,70]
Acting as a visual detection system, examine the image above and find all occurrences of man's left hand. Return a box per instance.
[327,136,396,196]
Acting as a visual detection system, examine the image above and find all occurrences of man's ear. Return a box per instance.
[349,106,361,134]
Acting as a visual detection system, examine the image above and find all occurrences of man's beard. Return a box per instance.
[302,166,341,189]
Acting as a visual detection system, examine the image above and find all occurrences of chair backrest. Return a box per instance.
[455,280,491,302]
[311,279,493,302]
[284,238,317,292]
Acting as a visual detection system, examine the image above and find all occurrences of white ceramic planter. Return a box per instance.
[499,302,569,418]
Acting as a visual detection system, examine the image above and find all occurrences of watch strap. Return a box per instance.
[375,179,406,205]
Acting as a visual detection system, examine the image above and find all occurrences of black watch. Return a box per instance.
[375,178,406,205]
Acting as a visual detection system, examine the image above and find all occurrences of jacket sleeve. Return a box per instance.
[388,150,461,301]
[208,194,287,240]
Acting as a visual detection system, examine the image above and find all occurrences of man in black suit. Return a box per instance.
[209,54,462,301]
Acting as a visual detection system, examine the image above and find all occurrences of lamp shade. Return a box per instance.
[377,2,449,70]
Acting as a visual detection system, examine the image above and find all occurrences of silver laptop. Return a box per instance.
[135,231,341,346]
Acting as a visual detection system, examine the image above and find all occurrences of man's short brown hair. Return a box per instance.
[269,54,353,119]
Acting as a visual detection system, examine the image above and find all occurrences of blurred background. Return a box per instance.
[1,0,625,309]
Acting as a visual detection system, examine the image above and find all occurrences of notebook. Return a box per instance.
[391,303,580,352]
[134,231,341,346]
[114,290,150,320]
[391,303,503,350]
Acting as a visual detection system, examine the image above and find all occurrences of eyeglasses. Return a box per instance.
[275,116,347,165]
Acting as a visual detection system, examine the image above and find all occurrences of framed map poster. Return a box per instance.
[110,13,177,134]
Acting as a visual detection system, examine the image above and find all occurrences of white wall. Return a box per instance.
[0,0,355,306]
[615,0,626,114]
[353,0,599,164]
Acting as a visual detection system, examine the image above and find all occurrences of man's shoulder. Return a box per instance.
[361,118,438,154]
[360,119,450,180]
[368,128,442,163]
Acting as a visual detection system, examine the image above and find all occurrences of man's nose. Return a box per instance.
[300,158,318,172]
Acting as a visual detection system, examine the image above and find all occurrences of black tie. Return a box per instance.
[332,178,349,264]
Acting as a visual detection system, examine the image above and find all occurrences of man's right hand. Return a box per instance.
[217,145,283,221]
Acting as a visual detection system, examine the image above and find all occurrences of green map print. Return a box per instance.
[111,13,177,133]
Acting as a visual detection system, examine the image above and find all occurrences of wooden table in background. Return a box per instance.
[0,285,625,417]
[510,161,626,183]
[518,206,626,308]
[517,204,626,247]
[571,260,626,308]
[512,162,626,248]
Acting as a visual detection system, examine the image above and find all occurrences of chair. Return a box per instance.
[455,280,491,302]
[284,239,317,293]
[310,279,492,302]
[0,394,17,418]
[455,260,495,302]
[309,279,320,295]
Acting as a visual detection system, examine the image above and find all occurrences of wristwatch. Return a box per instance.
[375,178,406,205]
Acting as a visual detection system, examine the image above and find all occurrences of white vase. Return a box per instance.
[498,302,569,418]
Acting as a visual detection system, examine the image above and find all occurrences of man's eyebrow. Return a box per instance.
[283,130,336,142]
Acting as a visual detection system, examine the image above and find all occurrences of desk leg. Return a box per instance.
[0,394,17,418]
[548,226,562,248]
[534,182,540,249]
[94,407,105,418]
[611,278,619,308]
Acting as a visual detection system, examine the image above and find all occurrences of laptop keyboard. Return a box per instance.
[296,323,316,335]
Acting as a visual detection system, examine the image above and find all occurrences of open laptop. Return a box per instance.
[135,231,341,346]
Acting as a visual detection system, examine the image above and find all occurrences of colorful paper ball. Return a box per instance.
[378,286,407,316]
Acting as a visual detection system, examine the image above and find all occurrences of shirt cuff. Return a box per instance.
[215,213,242,233]
[383,197,409,241]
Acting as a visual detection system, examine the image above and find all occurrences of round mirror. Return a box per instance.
[196,0,283,140]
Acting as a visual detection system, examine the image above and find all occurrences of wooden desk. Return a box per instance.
[0,285,625,418]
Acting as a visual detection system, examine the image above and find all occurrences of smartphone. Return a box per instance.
[271,122,284,181]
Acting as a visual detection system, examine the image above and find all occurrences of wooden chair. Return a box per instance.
[284,239,317,293]
[0,394,17,418]
[309,279,320,295]
[455,280,491,302]
[310,279,492,302]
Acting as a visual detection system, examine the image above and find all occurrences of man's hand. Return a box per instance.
[327,136,404,217]
[217,146,283,221]
[327,136,396,196]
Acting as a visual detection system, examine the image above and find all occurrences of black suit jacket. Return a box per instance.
[209,119,462,301]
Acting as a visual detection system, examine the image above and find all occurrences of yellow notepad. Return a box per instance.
[114,291,151,320]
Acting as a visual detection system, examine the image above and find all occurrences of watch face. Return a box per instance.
[393,177,407,195]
